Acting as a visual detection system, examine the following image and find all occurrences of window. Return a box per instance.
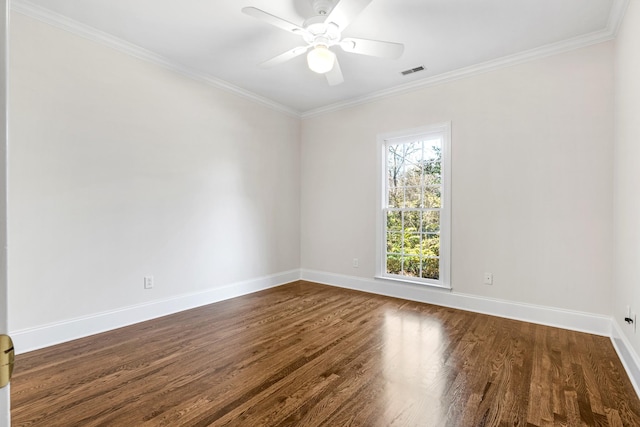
[376,123,451,289]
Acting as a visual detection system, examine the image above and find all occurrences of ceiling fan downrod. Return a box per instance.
[311,0,335,15]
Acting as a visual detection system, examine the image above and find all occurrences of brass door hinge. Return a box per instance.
[0,334,14,388]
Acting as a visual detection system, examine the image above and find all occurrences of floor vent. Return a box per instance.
[401,65,425,76]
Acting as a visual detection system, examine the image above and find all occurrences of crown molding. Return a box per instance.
[11,0,629,120]
[607,0,630,37]
[10,0,301,118]
[301,30,617,118]
[301,0,629,118]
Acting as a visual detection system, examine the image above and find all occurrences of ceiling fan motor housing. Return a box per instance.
[303,16,341,47]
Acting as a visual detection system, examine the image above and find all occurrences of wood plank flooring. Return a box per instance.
[10,281,640,426]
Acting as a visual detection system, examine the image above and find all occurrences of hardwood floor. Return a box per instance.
[10,281,640,426]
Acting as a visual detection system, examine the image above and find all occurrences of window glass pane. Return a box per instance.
[404,186,421,208]
[424,139,441,162]
[423,161,441,185]
[386,211,401,231]
[404,165,422,187]
[388,187,402,208]
[404,142,424,163]
[421,233,440,258]
[421,211,440,233]
[402,255,420,277]
[406,145,423,166]
[421,258,439,280]
[388,172,396,188]
[387,147,404,190]
[402,211,420,232]
[403,233,421,253]
[398,166,411,186]
[386,232,402,254]
[386,255,401,274]
[424,186,441,208]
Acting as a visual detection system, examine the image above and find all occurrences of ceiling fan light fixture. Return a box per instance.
[307,45,336,74]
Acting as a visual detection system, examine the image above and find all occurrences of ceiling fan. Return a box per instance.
[242,0,404,86]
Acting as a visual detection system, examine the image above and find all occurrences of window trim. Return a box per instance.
[375,122,452,290]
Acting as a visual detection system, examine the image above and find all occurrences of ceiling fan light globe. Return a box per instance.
[307,46,336,74]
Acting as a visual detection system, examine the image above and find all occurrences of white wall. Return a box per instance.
[0,1,9,425]
[614,0,640,356]
[301,42,614,315]
[8,13,300,331]
[5,8,622,351]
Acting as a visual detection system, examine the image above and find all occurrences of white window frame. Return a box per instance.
[375,122,451,289]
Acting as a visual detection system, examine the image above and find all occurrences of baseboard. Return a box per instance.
[14,268,638,399]
[301,270,640,395]
[11,269,300,354]
[300,269,612,336]
[611,319,640,398]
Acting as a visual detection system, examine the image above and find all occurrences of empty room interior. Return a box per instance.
[2,0,640,425]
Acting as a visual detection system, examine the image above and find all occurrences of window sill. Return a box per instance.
[374,275,452,290]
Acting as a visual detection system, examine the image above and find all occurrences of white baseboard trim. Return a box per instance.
[611,319,640,398]
[301,269,640,397]
[13,267,640,400]
[300,269,612,336]
[11,269,300,354]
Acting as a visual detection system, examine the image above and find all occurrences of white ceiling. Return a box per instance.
[13,0,625,115]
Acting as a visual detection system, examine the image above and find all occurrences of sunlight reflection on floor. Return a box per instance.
[382,309,450,424]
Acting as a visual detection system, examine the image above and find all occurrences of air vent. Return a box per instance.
[401,66,425,76]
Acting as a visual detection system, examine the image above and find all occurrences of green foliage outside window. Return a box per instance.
[385,140,442,280]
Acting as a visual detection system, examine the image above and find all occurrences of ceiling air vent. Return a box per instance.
[401,66,425,76]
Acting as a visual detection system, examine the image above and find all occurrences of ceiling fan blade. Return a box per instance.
[340,38,404,59]
[325,57,344,86]
[324,0,373,31]
[242,7,307,35]
[260,46,310,68]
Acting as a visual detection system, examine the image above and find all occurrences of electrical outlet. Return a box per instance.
[144,276,154,289]
[483,272,493,285]
[625,310,637,332]
[352,258,359,268]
